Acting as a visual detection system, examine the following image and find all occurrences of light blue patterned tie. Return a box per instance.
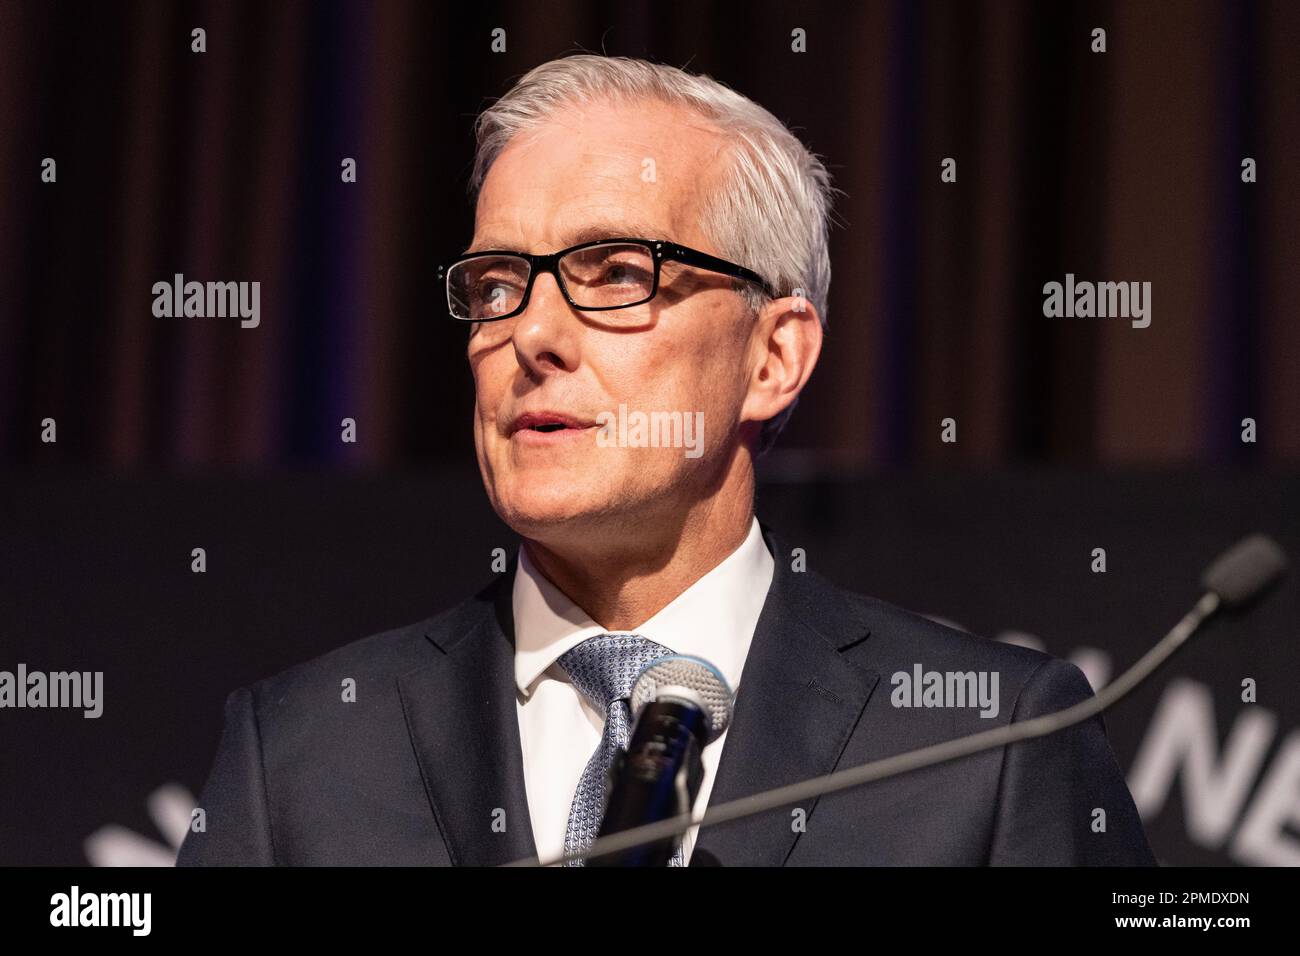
[557,632,686,866]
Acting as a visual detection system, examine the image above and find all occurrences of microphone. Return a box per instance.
[512,533,1288,867]
[1200,533,1287,610]
[589,656,734,867]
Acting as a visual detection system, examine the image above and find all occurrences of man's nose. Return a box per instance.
[511,269,579,371]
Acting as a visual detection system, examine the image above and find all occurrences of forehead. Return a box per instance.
[471,97,731,254]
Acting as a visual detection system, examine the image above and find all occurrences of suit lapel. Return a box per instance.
[692,526,880,866]
[398,565,538,866]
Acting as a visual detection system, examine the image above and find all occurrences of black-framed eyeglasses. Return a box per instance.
[436,237,776,323]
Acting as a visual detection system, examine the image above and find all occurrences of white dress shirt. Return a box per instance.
[513,516,774,865]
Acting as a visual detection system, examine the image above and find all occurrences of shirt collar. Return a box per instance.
[512,516,774,700]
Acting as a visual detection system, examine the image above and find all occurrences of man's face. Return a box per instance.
[468,98,764,546]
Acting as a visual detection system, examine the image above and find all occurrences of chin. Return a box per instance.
[491,481,615,539]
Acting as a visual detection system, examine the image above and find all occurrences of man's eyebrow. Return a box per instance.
[466,221,670,254]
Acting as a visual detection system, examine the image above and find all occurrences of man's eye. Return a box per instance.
[469,278,523,316]
[476,278,521,298]
[600,262,650,285]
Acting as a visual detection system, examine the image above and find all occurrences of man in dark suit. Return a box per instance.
[178,54,1154,867]
[177,525,1153,866]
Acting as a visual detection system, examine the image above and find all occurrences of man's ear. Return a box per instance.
[740,295,824,428]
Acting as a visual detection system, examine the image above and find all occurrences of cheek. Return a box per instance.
[630,321,736,404]
[470,350,508,418]
[469,361,506,478]
[679,328,750,414]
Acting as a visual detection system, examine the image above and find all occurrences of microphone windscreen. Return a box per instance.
[630,655,734,741]
[1200,534,1289,609]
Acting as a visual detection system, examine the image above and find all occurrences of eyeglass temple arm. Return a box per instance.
[659,243,777,298]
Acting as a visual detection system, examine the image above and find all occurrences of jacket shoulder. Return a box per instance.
[804,569,1086,711]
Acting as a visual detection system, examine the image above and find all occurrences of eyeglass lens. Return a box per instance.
[447,242,656,320]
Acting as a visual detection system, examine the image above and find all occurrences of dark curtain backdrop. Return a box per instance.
[1,0,1297,473]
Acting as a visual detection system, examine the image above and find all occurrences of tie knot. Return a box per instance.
[557,633,672,712]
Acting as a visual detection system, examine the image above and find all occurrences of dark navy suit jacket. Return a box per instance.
[177,525,1156,866]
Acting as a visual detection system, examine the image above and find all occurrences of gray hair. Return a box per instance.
[468,54,837,455]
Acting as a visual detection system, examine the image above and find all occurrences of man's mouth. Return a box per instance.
[509,412,597,437]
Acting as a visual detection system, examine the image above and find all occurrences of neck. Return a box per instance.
[522,462,755,631]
